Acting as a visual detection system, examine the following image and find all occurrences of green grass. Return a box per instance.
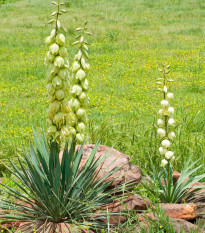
[0,0,204,180]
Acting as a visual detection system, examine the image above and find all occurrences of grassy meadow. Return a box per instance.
[0,0,204,176]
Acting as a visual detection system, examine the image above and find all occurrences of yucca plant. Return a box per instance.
[0,131,123,232]
[142,155,205,203]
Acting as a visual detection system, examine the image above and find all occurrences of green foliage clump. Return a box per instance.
[0,131,121,232]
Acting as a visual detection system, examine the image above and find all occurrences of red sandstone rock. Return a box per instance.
[60,144,142,189]
[170,218,202,233]
[159,203,197,220]
[98,194,150,225]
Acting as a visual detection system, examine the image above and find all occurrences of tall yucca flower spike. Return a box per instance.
[157,65,176,166]
[45,0,71,146]
[67,22,92,144]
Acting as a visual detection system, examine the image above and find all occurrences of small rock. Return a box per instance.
[170,218,201,233]
[99,194,150,225]
[172,171,205,202]
[60,144,142,189]
[159,203,197,220]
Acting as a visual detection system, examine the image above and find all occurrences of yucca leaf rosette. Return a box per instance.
[156,65,176,166]
[67,22,92,144]
[45,0,71,144]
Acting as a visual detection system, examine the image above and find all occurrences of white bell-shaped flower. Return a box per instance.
[59,47,68,58]
[49,100,61,114]
[168,131,176,140]
[81,79,89,90]
[161,100,169,108]
[161,139,171,148]
[54,56,64,68]
[157,119,164,127]
[77,122,85,132]
[159,147,167,155]
[165,151,174,160]
[157,128,166,138]
[168,107,174,115]
[76,69,86,80]
[168,118,175,126]
[76,133,84,143]
[55,89,65,100]
[71,85,82,97]
[161,159,168,167]
[56,34,65,46]
[76,108,86,119]
[50,43,59,55]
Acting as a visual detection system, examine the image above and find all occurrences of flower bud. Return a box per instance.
[81,79,89,90]
[56,34,65,46]
[49,64,59,75]
[70,98,81,111]
[79,92,87,101]
[69,127,76,136]
[49,100,61,114]
[56,89,65,100]
[161,159,168,167]
[72,61,81,72]
[54,56,64,68]
[168,118,175,126]
[157,128,166,138]
[52,76,62,89]
[50,43,59,55]
[85,63,90,71]
[170,156,175,163]
[165,151,174,160]
[76,69,86,80]
[158,109,164,117]
[47,109,54,121]
[77,122,85,132]
[53,112,64,125]
[168,131,176,140]
[62,101,72,113]
[81,98,89,108]
[47,94,55,102]
[159,147,167,155]
[157,119,164,127]
[161,100,169,108]
[168,107,174,115]
[81,57,86,69]
[161,139,171,148]
[76,133,84,143]
[45,36,54,46]
[66,112,77,126]
[47,51,55,62]
[76,108,86,119]
[71,85,82,97]
[50,29,56,38]
[59,47,68,58]
[58,68,68,80]
[46,71,53,82]
[61,125,70,137]
[167,93,174,100]
[77,50,82,60]
[163,85,167,93]
[64,59,69,68]
[47,126,57,136]
[46,83,55,95]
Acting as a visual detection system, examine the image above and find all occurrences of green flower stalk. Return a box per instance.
[45,0,71,145]
[156,65,176,166]
[67,22,92,144]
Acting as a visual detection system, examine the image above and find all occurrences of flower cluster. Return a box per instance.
[157,65,176,166]
[67,22,92,144]
[45,0,72,143]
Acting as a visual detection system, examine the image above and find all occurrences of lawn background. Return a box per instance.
[0,0,204,175]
